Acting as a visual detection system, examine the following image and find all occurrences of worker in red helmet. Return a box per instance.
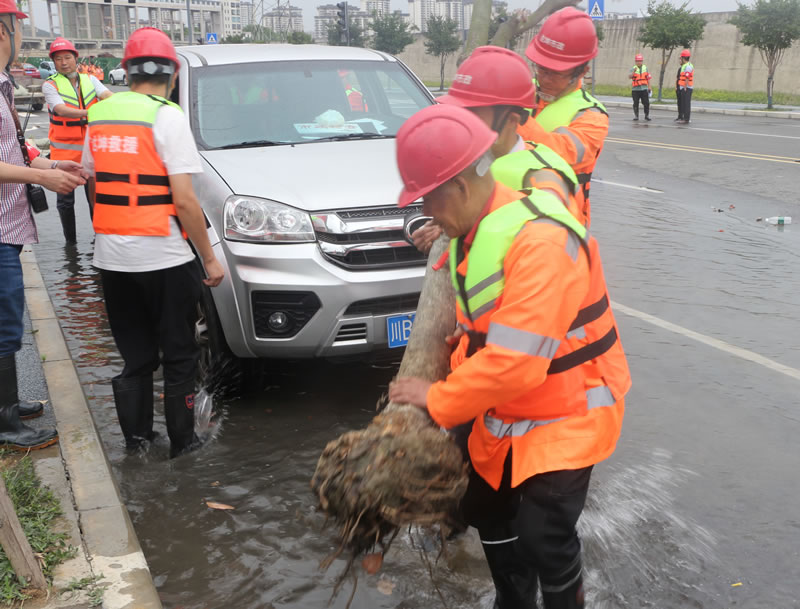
[518,6,608,227]
[80,27,224,458]
[676,49,694,124]
[412,45,587,254]
[390,103,628,609]
[629,53,652,121]
[43,37,113,244]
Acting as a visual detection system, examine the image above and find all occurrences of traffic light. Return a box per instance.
[335,2,347,29]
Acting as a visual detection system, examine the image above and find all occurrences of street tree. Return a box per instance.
[371,12,415,56]
[287,31,313,44]
[424,16,461,91]
[461,0,576,63]
[327,20,366,47]
[730,0,800,109]
[638,0,706,101]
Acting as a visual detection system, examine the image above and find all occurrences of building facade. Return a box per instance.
[262,3,303,35]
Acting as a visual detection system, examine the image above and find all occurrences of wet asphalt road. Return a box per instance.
[22,104,800,608]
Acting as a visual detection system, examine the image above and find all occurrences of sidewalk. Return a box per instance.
[11,246,161,609]
[427,87,800,119]
[595,94,800,119]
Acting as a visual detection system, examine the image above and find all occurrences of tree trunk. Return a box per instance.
[657,48,667,102]
[440,54,446,91]
[767,73,774,109]
[461,0,491,64]
[489,0,578,50]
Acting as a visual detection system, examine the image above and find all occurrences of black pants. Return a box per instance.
[462,450,592,608]
[632,89,649,118]
[679,88,693,121]
[56,184,92,214]
[99,260,202,385]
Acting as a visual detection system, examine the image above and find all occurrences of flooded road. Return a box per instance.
[29,109,800,608]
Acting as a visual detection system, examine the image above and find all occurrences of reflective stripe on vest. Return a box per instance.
[47,73,97,162]
[631,66,649,88]
[483,385,615,438]
[88,92,179,237]
[491,143,579,194]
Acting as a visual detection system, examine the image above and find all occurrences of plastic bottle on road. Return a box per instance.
[764,216,792,225]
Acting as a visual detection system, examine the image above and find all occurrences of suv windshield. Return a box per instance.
[191,60,432,149]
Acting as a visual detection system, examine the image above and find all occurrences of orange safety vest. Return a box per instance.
[345,87,366,112]
[46,73,98,163]
[631,65,650,88]
[88,91,179,237]
[440,184,629,490]
[678,62,694,88]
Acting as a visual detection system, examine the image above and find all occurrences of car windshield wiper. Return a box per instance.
[313,133,395,142]
[217,140,285,149]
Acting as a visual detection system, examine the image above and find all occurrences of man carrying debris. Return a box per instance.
[389,104,630,609]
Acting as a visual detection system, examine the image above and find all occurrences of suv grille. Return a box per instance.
[314,204,428,271]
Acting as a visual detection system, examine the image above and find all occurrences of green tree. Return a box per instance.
[730,0,800,108]
[327,19,366,47]
[424,16,461,90]
[287,30,314,44]
[462,0,575,62]
[638,1,706,101]
[371,11,415,55]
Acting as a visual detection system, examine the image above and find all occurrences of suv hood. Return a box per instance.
[200,139,404,212]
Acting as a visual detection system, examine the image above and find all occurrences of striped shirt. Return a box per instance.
[0,73,36,245]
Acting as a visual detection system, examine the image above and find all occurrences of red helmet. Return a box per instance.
[438,46,535,109]
[396,105,497,208]
[525,7,598,72]
[49,37,78,58]
[122,28,179,74]
[680,49,691,58]
[0,0,27,19]
[635,54,643,62]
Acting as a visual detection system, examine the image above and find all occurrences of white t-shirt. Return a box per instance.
[43,75,109,111]
[82,104,204,272]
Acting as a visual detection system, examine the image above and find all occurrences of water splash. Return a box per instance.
[581,450,718,608]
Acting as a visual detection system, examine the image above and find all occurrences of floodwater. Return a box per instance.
[31,113,800,608]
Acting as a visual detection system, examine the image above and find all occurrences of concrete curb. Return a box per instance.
[600,99,800,120]
[20,246,162,609]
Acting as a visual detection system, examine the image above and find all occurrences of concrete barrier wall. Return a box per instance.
[397,11,800,96]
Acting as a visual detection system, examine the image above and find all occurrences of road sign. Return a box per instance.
[206,32,218,44]
[588,0,603,20]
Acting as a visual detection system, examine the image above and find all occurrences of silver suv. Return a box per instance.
[173,44,433,365]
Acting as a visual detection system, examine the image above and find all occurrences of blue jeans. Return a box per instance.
[0,243,24,357]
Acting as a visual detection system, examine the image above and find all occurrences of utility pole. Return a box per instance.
[186,0,194,43]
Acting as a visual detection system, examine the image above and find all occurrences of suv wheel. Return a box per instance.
[195,281,266,398]
[109,74,116,85]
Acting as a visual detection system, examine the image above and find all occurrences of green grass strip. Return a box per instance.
[0,453,76,603]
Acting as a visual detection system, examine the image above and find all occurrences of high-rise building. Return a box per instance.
[221,0,242,37]
[240,0,255,27]
[262,3,304,34]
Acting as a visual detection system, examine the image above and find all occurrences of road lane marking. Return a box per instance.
[593,179,663,193]
[606,136,800,164]
[612,300,800,382]
[689,127,800,140]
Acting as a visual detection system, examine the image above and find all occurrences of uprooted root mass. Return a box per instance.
[311,407,468,562]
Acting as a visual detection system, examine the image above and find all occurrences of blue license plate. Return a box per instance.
[387,313,416,348]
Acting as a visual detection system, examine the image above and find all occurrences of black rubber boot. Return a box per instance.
[0,355,58,450]
[541,570,584,609]
[112,375,155,451]
[58,207,77,245]
[164,380,201,458]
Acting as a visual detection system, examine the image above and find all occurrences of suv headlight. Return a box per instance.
[223,195,315,243]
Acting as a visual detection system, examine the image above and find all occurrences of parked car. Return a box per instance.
[21,63,41,79]
[108,64,126,86]
[37,60,55,79]
[172,44,434,376]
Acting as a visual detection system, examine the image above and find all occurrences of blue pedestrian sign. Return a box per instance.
[588,0,603,20]
[206,32,218,44]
